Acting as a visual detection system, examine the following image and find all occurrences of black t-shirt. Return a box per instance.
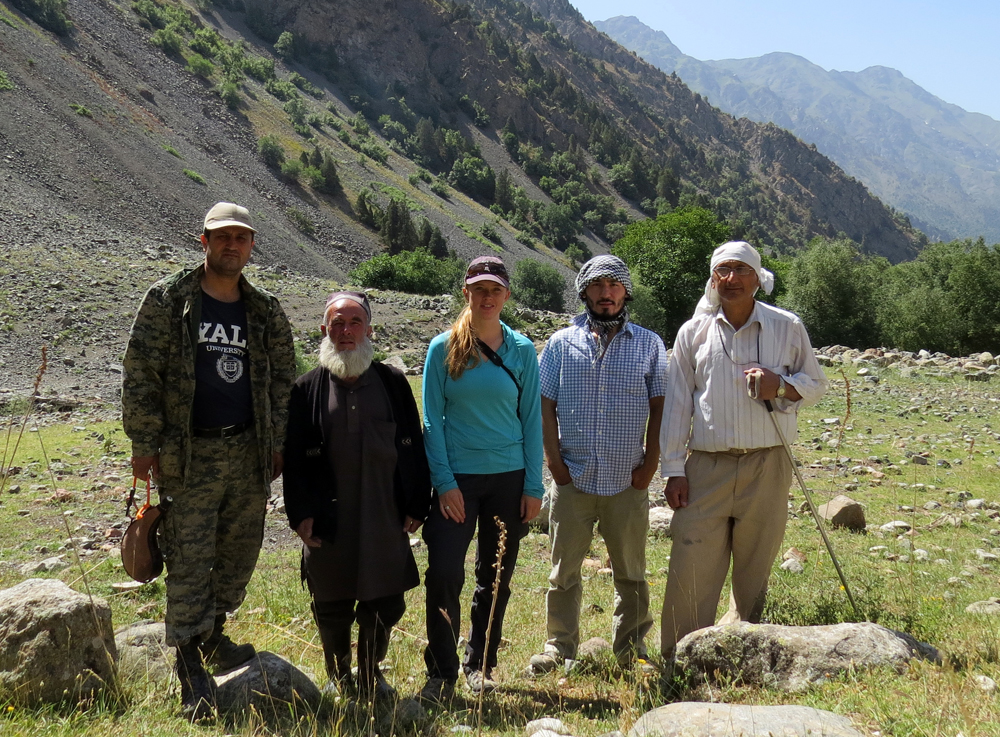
[192,292,253,428]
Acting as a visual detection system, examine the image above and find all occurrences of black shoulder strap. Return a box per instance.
[477,339,522,420]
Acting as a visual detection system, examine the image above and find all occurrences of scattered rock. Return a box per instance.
[114,620,172,686]
[966,599,1000,615]
[647,506,673,537]
[0,578,118,704]
[385,697,429,730]
[975,675,998,694]
[578,637,612,660]
[673,622,939,693]
[526,718,572,736]
[215,651,321,717]
[817,495,866,531]
[629,703,862,737]
[880,520,912,533]
[19,555,68,576]
[780,558,804,573]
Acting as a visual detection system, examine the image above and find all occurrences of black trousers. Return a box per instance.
[422,469,528,679]
[311,594,406,678]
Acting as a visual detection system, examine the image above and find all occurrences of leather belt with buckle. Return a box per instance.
[192,419,252,439]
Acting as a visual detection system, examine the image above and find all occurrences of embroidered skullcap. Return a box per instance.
[694,241,774,315]
[575,255,633,300]
[325,290,372,321]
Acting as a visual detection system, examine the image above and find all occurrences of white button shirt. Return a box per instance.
[660,301,828,477]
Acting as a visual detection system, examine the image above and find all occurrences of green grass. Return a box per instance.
[182,169,206,185]
[162,145,182,158]
[69,104,92,117]
[3,362,1000,734]
[0,70,13,91]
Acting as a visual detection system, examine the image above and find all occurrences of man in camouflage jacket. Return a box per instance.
[122,202,295,720]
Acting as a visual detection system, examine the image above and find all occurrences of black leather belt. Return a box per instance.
[192,419,252,438]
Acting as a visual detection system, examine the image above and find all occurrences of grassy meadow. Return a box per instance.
[1,366,1000,736]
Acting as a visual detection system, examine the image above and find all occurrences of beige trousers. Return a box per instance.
[544,481,652,662]
[659,446,791,655]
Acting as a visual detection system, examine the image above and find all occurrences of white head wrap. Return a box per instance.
[694,241,774,316]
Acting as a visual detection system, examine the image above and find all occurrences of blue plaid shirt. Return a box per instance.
[539,314,667,495]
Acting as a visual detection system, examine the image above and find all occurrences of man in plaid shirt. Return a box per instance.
[528,256,667,674]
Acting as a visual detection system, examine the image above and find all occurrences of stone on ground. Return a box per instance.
[674,622,939,692]
[215,651,321,717]
[0,578,118,704]
[577,637,612,660]
[648,506,674,537]
[629,703,862,737]
[817,495,866,530]
[527,718,572,736]
[966,598,1000,614]
[114,620,172,686]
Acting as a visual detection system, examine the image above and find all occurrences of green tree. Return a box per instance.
[317,155,342,196]
[350,250,464,295]
[777,238,886,349]
[511,259,565,312]
[11,0,72,35]
[381,199,418,254]
[613,206,730,340]
[418,219,448,259]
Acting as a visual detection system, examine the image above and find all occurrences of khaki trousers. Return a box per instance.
[544,481,652,662]
[659,446,791,655]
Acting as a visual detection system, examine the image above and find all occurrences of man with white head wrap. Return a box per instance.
[527,255,668,675]
[658,241,828,659]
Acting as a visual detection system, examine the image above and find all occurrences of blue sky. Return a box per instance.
[570,0,1000,121]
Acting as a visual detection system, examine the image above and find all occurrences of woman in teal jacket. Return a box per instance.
[420,256,543,700]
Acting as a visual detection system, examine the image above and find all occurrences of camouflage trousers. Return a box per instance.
[158,429,267,646]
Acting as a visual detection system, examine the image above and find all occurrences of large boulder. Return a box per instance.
[0,578,118,704]
[630,703,862,737]
[674,622,939,692]
[215,651,321,717]
[817,495,866,530]
[114,620,173,686]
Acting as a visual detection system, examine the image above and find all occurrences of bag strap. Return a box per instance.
[477,339,522,420]
[126,475,152,518]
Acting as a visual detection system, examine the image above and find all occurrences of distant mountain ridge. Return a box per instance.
[595,14,1000,244]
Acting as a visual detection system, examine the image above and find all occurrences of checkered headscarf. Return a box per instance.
[575,255,633,300]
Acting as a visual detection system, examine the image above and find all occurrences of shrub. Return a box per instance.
[183,169,206,184]
[0,70,13,91]
[286,207,315,235]
[511,259,565,312]
[162,144,181,158]
[480,221,501,243]
[264,77,298,101]
[257,134,285,168]
[244,55,275,82]
[350,250,464,295]
[12,0,72,35]
[186,53,214,79]
[189,27,221,57]
[280,159,303,180]
[430,179,449,198]
[69,103,91,117]
[150,27,183,55]
[303,166,325,190]
[217,81,240,109]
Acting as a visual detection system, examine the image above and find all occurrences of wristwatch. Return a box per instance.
[776,375,787,398]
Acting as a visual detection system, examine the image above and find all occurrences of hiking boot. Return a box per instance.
[419,676,455,704]
[357,668,397,703]
[200,614,255,672]
[464,669,498,695]
[176,640,215,723]
[527,651,562,676]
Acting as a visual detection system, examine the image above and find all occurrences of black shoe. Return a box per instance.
[176,640,216,723]
[200,614,256,672]
[358,668,397,703]
[419,676,455,704]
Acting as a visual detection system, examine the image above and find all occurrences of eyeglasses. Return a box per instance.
[713,266,755,278]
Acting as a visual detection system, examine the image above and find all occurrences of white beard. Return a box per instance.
[318,335,375,379]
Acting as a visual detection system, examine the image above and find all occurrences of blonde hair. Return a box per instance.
[446,303,481,380]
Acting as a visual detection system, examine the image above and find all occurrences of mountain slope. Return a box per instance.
[0,0,919,280]
[595,14,1000,243]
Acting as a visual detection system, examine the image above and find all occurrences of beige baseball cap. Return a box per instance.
[203,202,257,233]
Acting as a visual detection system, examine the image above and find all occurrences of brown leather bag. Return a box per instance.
[121,476,165,583]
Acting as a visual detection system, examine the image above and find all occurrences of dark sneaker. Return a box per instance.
[419,676,455,703]
[465,669,498,694]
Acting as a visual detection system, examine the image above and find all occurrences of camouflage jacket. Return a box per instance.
[121,265,296,485]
